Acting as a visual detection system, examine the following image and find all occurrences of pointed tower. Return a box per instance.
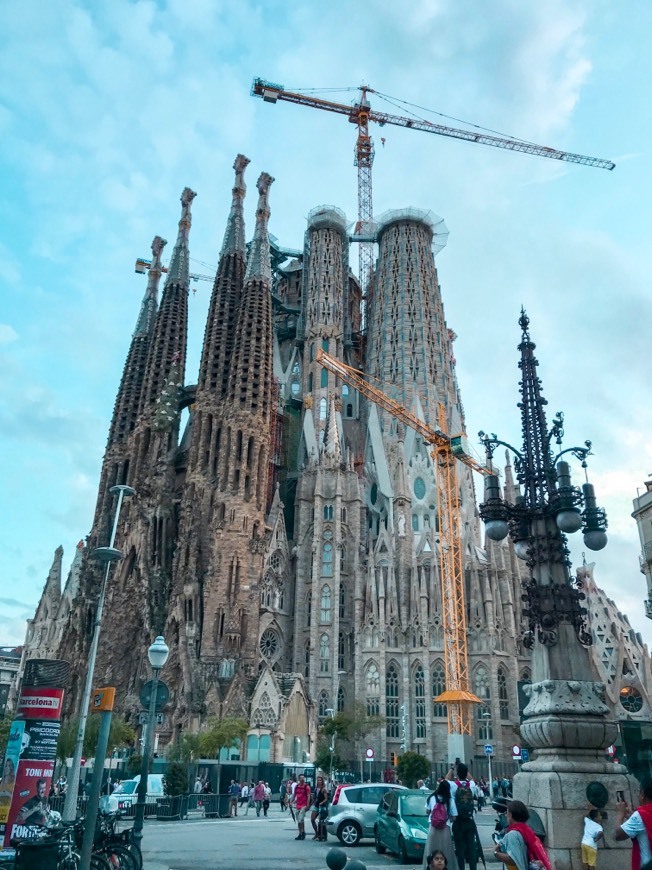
[139,187,195,416]
[23,546,63,662]
[195,171,276,679]
[91,236,166,544]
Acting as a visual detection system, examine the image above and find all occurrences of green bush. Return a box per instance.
[164,761,190,796]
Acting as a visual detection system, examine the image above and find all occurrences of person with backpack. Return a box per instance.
[452,781,482,869]
[423,779,457,868]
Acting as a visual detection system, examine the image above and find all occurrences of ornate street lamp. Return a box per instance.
[477,311,633,869]
[478,311,607,649]
[133,635,170,850]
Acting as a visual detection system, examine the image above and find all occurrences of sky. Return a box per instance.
[1,0,651,649]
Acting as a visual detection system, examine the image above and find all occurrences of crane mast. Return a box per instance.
[252,76,615,300]
[317,349,488,741]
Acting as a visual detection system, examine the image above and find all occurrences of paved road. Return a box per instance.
[140,807,501,869]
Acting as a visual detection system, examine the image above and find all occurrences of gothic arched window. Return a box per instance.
[498,666,509,719]
[322,543,333,577]
[339,583,346,619]
[338,631,345,671]
[414,665,426,739]
[324,504,334,520]
[306,590,312,627]
[319,634,330,673]
[366,662,380,717]
[337,685,345,712]
[432,661,447,718]
[386,663,400,738]
[304,640,310,678]
[319,398,327,420]
[475,666,492,740]
[321,368,328,388]
[318,690,330,720]
[320,585,332,622]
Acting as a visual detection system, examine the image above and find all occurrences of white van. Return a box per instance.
[100,774,165,812]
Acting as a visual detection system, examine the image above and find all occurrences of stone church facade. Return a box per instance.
[26,155,551,765]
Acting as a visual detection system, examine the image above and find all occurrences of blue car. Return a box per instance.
[374,788,430,863]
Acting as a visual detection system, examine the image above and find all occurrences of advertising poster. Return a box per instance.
[16,687,63,720]
[4,760,55,843]
[0,720,25,825]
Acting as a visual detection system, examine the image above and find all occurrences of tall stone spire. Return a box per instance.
[107,235,166,446]
[322,395,342,462]
[244,172,274,286]
[197,157,249,399]
[221,154,250,257]
[140,188,195,413]
[164,187,196,289]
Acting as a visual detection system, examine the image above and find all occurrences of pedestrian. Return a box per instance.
[263,782,271,816]
[279,781,286,811]
[310,775,328,840]
[451,778,480,870]
[418,779,430,792]
[193,776,202,794]
[291,773,311,840]
[240,781,249,807]
[228,779,241,817]
[580,808,603,870]
[245,781,256,816]
[423,779,457,869]
[494,800,552,870]
[427,851,449,870]
[202,780,213,794]
[253,780,265,817]
[615,778,652,868]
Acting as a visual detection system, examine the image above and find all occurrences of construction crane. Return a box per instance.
[252,77,615,295]
[134,257,213,284]
[317,348,489,751]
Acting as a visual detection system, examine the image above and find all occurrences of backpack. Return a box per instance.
[430,797,448,829]
[454,781,475,820]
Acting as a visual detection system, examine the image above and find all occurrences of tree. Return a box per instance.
[397,751,430,788]
[167,732,201,764]
[347,703,385,780]
[56,714,136,770]
[314,738,346,775]
[126,753,144,777]
[198,717,249,759]
[164,761,190,796]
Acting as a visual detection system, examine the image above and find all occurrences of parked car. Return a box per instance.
[99,774,165,812]
[374,788,429,863]
[326,782,407,846]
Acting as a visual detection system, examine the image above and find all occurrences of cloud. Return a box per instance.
[0,324,18,344]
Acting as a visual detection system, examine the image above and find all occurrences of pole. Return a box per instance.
[487,753,493,799]
[132,667,160,850]
[80,709,112,870]
[63,485,133,821]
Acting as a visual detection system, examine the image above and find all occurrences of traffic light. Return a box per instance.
[390,752,398,766]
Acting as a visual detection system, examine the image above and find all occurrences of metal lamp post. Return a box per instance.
[132,636,169,850]
[478,311,634,868]
[63,484,134,821]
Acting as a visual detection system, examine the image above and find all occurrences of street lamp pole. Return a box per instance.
[62,484,134,821]
[478,311,633,868]
[133,636,169,851]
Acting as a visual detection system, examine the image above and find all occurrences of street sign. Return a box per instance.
[139,679,170,712]
[365,747,375,760]
[521,749,529,761]
[484,744,493,756]
[92,686,116,712]
[511,744,521,757]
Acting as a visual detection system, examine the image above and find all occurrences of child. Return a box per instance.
[581,808,603,870]
[427,851,448,869]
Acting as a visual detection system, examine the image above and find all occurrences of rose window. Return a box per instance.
[260,629,279,660]
[620,686,643,713]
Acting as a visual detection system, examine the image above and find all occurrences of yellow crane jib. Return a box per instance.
[316,348,485,737]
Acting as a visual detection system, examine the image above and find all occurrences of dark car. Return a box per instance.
[374,788,429,863]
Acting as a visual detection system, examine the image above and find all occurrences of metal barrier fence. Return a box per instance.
[45,792,266,823]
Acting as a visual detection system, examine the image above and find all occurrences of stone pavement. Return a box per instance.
[139,805,502,869]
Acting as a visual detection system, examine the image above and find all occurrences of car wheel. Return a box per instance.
[398,835,409,864]
[374,826,386,854]
[337,820,362,846]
